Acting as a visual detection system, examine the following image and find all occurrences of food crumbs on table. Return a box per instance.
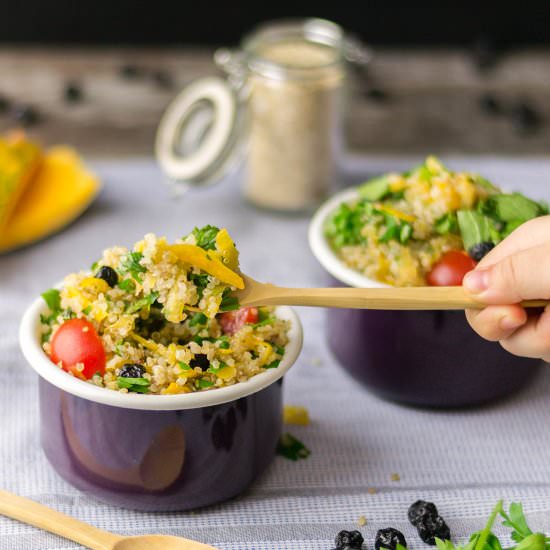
[367,487,378,494]
[391,473,400,481]
[276,432,310,461]
[283,405,310,425]
[310,356,323,367]
[357,515,367,527]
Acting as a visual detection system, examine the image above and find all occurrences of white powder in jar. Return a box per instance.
[245,40,345,212]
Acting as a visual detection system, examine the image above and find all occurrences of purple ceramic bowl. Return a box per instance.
[309,188,541,408]
[20,298,302,511]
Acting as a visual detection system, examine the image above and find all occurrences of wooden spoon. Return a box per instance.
[235,275,548,310]
[0,490,216,550]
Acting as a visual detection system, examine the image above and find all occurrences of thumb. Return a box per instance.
[463,242,550,304]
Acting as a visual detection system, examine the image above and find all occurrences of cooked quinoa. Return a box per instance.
[40,225,290,395]
[325,156,547,286]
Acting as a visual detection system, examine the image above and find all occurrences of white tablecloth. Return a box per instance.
[1,156,550,550]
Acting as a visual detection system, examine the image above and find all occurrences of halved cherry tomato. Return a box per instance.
[427,250,477,286]
[219,307,259,335]
[50,318,106,379]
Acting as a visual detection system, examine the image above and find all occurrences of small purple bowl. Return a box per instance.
[19,298,302,511]
[309,188,541,408]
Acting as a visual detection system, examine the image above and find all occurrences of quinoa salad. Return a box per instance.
[325,156,548,286]
[40,225,290,395]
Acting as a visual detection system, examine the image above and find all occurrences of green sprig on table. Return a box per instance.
[436,501,550,550]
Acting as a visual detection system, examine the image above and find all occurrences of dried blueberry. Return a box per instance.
[190,353,210,371]
[408,500,439,526]
[511,101,541,134]
[119,363,145,378]
[335,529,364,549]
[375,528,407,550]
[479,93,501,116]
[95,265,118,287]
[417,516,450,545]
[64,82,84,103]
[468,241,495,262]
[12,105,40,127]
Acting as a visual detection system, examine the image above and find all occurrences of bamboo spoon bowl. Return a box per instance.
[235,275,549,310]
[0,490,216,549]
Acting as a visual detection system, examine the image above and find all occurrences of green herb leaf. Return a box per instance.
[488,193,542,223]
[117,377,150,393]
[399,223,413,244]
[501,502,533,543]
[197,378,214,389]
[276,433,311,461]
[457,210,493,251]
[358,176,390,201]
[220,288,240,312]
[252,316,276,328]
[191,225,220,250]
[118,278,136,292]
[325,202,370,249]
[216,336,231,349]
[264,359,281,369]
[435,212,459,235]
[118,252,146,282]
[42,289,61,314]
[82,305,92,316]
[472,174,500,194]
[126,291,159,314]
[189,312,208,327]
[178,361,191,371]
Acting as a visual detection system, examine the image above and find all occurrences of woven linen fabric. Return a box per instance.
[1,156,550,550]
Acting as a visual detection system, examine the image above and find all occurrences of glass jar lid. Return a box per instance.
[155,76,246,189]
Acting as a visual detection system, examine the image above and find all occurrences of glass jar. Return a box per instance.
[155,19,370,212]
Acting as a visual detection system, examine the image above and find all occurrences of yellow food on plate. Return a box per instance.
[0,145,101,252]
[0,131,42,233]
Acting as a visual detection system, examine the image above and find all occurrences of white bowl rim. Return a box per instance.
[19,296,303,411]
[308,187,391,289]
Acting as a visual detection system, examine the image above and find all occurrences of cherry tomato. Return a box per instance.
[427,250,477,286]
[219,307,259,335]
[50,319,106,379]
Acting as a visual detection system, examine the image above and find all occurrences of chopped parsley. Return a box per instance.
[197,378,214,389]
[82,305,92,316]
[178,361,191,371]
[42,288,61,315]
[126,291,159,314]
[189,272,209,299]
[217,336,231,349]
[117,278,136,292]
[189,312,208,327]
[191,225,220,250]
[116,377,150,393]
[264,359,281,369]
[276,433,310,461]
[220,288,240,312]
[118,251,146,282]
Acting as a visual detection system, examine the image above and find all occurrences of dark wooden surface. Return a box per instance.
[0,47,549,158]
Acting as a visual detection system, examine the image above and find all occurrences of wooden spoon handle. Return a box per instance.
[249,285,548,310]
[0,490,121,550]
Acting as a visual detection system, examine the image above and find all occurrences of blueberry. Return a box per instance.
[417,516,451,545]
[12,105,40,127]
[64,82,84,103]
[335,529,364,549]
[95,266,118,287]
[375,528,407,550]
[119,364,145,378]
[468,241,495,262]
[190,353,210,371]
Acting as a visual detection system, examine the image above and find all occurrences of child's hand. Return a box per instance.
[463,215,550,362]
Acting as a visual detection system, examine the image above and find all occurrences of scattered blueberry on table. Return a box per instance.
[334,529,364,550]
[375,528,407,550]
[408,500,450,545]
[64,82,84,103]
[12,105,40,127]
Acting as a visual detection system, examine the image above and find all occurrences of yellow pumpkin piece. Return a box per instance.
[167,244,244,289]
[130,333,159,352]
[283,405,310,426]
[0,146,100,253]
[0,132,42,233]
[164,382,187,395]
[375,204,416,223]
[80,277,110,294]
[215,228,240,270]
[217,365,236,381]
[218,348,234,355]
[257,341,274,366]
